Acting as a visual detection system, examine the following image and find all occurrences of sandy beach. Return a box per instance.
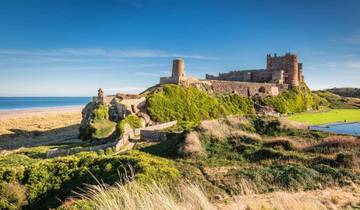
[0,106,84,150]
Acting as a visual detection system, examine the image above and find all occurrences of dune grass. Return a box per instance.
[68,181,215,210]
[287,109,360,125]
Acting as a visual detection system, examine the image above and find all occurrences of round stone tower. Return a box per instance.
[172,58,185,78]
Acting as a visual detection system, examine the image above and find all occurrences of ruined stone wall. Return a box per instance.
[140,130,168,141]
[113,97,146,119]
[189,80,288,97]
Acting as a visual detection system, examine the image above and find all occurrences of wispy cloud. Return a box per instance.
[0,48,220,60]
[330,31,360,45]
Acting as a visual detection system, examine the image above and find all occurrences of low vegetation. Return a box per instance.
[63,180,215,210]
[146,85,225,128]
[313,90,360,109]
[0,150,180,209]
[117,115,141,137]
[327,87,360,99]
[261,84,318,114]
[146,85,254,128]
[139,116,359,199]
[80,105,116,140]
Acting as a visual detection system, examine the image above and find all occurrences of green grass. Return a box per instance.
[288,109,360,125]
[91,119,116,139]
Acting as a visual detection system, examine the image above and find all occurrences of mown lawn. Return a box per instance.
[287,109,360,125]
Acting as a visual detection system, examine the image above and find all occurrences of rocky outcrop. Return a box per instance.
[79,90,153,141]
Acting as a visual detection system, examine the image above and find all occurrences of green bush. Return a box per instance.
[219,94,255,115]
[117,115,141,137]
[262,84,318,114]
[147,85,257,128]
[93,105,109,121]
[0,150,180,209]
[0,182,27,210]
[147,85,225,127]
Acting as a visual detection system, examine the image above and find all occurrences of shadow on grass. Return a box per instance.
[0,124,81,150]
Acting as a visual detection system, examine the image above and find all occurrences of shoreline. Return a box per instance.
[0,105,84,119]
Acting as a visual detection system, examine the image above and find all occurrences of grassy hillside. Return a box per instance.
[1,115,359,209]
[313,90,360,109]
[146,85,254,128]
[288,109,360,125]
[327,87,360,98]
[137,116,359,201]
[261,84,319,114]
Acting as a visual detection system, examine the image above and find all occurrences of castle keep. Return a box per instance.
[160,53,304,97]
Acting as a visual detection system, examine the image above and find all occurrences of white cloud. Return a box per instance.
[0,48,220,60]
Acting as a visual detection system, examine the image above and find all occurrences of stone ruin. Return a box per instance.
[160,53,305,97]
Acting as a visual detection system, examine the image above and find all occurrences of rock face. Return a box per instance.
[79,91,152,140]
[79,102,95,138]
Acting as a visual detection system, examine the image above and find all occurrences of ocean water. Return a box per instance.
[310,122,360,136]
[0,97,91,110]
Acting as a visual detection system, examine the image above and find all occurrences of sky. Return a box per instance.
[0,0,359,96]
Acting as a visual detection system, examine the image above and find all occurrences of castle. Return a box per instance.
[160,53,304,97]
[206,53,303,86]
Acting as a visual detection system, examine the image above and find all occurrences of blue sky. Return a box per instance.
[0,0,359,96]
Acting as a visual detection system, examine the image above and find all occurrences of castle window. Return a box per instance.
[259,86,266,93]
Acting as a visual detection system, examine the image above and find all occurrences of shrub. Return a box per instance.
[314,91,359,109]
[0,182,27,210]
[262,84,318,114]
[219,94,255,115]
[93,105,109,121]
[304,136,360,154]
[146,85,257,128]
[263,138,303,151]
[117,115,141,137]
[0,151,180,209]
[146,85,225,127]
[177,132,203,156]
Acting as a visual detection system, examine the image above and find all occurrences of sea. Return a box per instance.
[0,97,92,111]
[310,122,360,136]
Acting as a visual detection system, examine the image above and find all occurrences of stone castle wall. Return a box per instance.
[206,69,272,83]
[188,80,288,97]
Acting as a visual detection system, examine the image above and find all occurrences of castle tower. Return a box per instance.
[287,53,299,86]
[266,53,300,87]
[172,58,185,78]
